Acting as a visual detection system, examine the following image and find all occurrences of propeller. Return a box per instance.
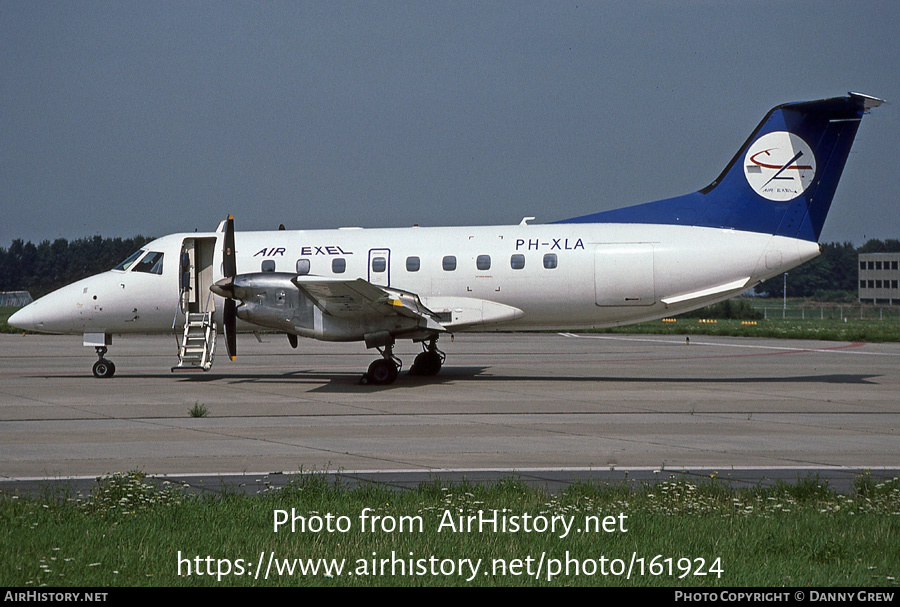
[211,215,238,361]
[212,215,299,358]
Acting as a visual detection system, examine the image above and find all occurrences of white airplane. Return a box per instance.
[9,92,883,384]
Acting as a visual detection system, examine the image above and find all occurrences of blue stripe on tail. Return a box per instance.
[554,94,880,242]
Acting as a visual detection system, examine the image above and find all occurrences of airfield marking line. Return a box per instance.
[558,333,896,356]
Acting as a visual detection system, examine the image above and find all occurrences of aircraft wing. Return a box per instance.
[291,276,447,332]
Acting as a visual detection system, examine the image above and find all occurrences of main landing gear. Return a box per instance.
[92,346,116,378]
[361,344,402,386]
[409,338,445,377]
[359,337,445,386]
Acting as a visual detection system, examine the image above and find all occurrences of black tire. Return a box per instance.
[367,359,398,385]
[410,351,442,376]
[92,359,115,378]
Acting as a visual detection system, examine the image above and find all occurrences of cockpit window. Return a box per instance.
[113,250,145,272]
[133,251,164,275]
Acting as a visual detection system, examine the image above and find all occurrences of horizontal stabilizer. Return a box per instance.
[661,277,751,306]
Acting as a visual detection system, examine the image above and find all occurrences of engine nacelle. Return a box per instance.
[217,272,425,342]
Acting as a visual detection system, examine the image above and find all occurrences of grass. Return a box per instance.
[593,299,900,342]
[597,317,900,342]
[188,402,209,418]
[2,471,898,586]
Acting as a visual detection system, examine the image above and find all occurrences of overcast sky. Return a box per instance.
[2,1,898,247]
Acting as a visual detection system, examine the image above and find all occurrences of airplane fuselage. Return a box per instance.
[13,222,818,337]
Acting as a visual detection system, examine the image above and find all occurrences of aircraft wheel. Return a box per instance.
[367,359,398,385]
[92,359,116,379]
[410,350,442,376]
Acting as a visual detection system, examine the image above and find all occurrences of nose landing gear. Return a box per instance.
[92,346,116,378]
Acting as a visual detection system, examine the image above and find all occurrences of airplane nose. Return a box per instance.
[8,304,34,331]
[6,284,82,333]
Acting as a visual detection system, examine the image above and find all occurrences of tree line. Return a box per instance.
[1,236,898,302]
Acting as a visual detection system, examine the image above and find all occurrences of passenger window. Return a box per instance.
[261,260,276,272]
[510,254,525,270]
[476,255,491,271]
[133,251,164,275]
[372,257,386,273]
[332,258,346,274]
[296,259,310,275]
[543,253,558,269]
[406,256,420,272]
[442,256,457,271]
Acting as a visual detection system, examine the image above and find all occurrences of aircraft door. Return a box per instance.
[179,240,196,312]
[368,249,391,287]
[180,237,218,314]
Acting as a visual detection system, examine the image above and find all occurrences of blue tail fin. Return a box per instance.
[556,93,882,242]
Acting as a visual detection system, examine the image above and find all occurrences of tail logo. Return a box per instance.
[744,131,816,202]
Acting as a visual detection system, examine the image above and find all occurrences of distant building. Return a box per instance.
[1,291,33,307]
[858,253,900,304]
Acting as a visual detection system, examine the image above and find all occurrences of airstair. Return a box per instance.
[172,311,217,371]
[172,236,219,372]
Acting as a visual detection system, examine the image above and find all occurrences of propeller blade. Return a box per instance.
[224,298,237,360]
[218,214,238,361]
[223,214,236,278]
[287,333,298,349]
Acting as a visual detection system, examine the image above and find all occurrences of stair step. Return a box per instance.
[175,311,217,373]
